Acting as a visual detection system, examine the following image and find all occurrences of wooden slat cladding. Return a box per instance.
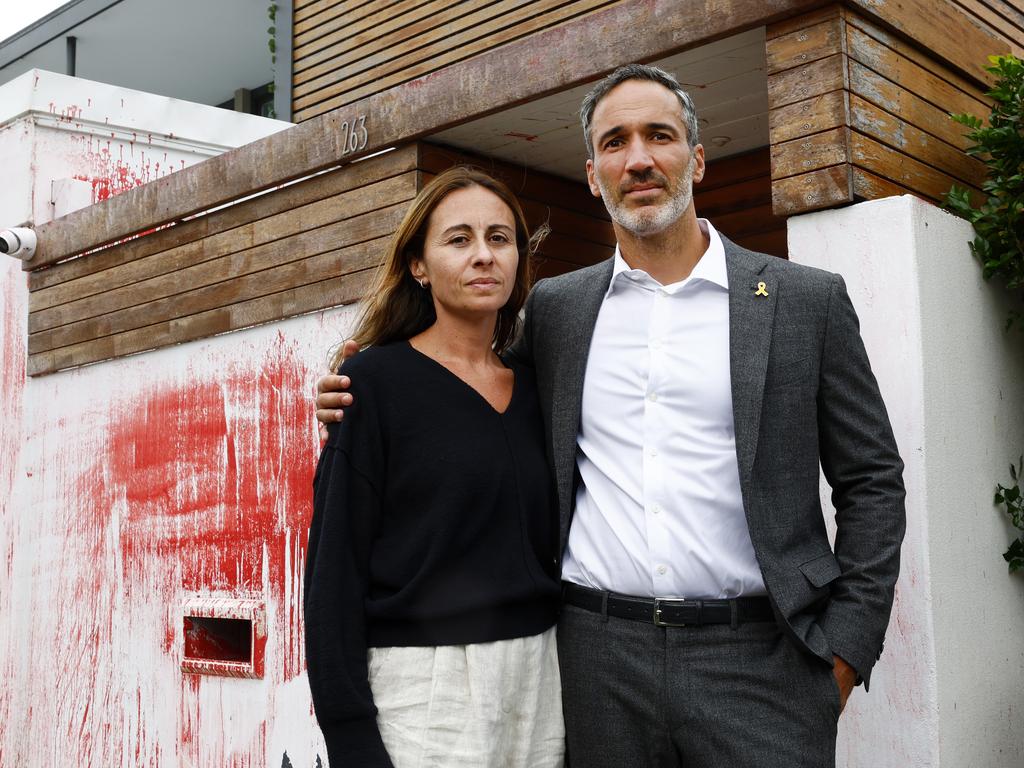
[765,4,991,216]
[31,0,820,270]
[291,0,622,123]
[694,149,788,259]
[27,139,785,375]
[845,0,1013,85]
[26,147,422,376]
[948,0,1024,54]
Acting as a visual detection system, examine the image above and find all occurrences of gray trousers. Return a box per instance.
[557,602,840,768]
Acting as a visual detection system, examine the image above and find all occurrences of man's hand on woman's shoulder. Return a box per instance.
[315,340,360,439]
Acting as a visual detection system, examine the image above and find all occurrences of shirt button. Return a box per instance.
[651,504,661,515]
[656,565,667,575]
[651,339,661,350]
[648,392,658,402]
[649,448,658,458]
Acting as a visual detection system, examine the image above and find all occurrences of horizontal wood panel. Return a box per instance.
[772,165,852,215]
[29,173,418,332]
[28,269,379,376]
[696,148,787,257]
[292,0,618,120]
[846,0,1010,85]
[294,0,489,82]
[293,0,575,99]
[952,0,1024,47]
[30,0,817,269]
[852,166,915,200]
[695,148,773,191]
[765,4,840,38]
[767,3,998,215]
[696,176,775,218]
[765,16,843,75]
[848,62,978,151]
[28,146,420,298]
[845,24,989,121]
[768,90,848,144]
[29,232,395,356]
[26,152,421,375]
[417,144,611,220]
[850,131,960,201]
[849,94,985,187]
[766,54,846,111]
[771,127,850,180]
[537,231,615,268]
[294,0,406,34]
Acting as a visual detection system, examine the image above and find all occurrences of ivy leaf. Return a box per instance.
[1004,537,1024,572]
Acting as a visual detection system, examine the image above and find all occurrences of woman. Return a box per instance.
[304,167,563,768]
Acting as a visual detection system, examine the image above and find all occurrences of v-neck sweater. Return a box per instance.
[304,341,560,768]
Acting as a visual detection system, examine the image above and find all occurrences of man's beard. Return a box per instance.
[598,154,696,236]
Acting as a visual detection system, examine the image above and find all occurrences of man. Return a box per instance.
[316,64,905,767]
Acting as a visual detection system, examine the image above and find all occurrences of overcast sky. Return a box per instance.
[0,0,69,45]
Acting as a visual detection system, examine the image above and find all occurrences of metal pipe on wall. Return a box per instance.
[66,35,76,76]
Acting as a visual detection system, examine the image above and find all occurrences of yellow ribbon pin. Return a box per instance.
[754,281,769,297]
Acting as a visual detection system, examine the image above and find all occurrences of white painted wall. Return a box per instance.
[0,69,341,766]
[0,285,358,764]
[789,195,1024,768]
[0,69,290,227]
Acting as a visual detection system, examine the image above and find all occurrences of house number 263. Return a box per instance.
[340,115,368,155]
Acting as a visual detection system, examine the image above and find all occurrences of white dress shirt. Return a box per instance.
[561,220,766,599]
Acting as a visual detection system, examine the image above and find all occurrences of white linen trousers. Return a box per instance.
[367,626,564,768]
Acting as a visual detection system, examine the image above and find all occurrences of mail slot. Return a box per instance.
[181,597,266,679]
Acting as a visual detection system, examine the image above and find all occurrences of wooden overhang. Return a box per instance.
[18,0,1024,376]
[24,0,823,271]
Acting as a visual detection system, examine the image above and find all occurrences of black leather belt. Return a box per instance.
[562,582,775,627]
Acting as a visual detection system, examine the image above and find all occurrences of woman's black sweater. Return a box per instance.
[304,341,560,768]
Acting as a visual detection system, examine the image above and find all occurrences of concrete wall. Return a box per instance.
[789,195,1024,768]
[0,70,336,767]
[0,69,289,227]
[0,254,357,763]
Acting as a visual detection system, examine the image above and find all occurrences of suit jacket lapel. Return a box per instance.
[726,239,777,489]
[551,259,613,524]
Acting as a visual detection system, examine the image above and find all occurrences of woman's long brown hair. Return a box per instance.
[330,166,547,371]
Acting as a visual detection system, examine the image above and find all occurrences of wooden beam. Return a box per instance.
[27,269,379,376]
[25,0,820,271]
[772,164,852,214]
[28,146,419,297]
[768,90,849,144]
[845,0,1010,86]
[771,126,851,179]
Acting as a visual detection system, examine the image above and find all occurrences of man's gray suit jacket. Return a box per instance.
[511,236,906,688]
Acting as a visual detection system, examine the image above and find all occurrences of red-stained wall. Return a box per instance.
[0,297,358,766]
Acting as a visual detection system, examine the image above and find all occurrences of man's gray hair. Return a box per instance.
[579,63,700,158]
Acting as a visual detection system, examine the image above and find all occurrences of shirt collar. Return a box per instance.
[607,219,729,297]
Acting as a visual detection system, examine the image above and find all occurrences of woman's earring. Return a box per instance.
[417,278,428,289]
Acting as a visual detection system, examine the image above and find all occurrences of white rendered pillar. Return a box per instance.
[789,195,1024,767]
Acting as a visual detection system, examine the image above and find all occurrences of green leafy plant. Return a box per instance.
[946,56,1024,574]
[995,457,1024,572]
[946,54,1024,330]
[266,2,277,119]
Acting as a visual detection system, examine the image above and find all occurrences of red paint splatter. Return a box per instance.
[0,263,27,761]
[504,131,539,142]
[77,335,316,761]
[68,132,176,203]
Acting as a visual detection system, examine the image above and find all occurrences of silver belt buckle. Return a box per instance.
[653,597,688,627]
